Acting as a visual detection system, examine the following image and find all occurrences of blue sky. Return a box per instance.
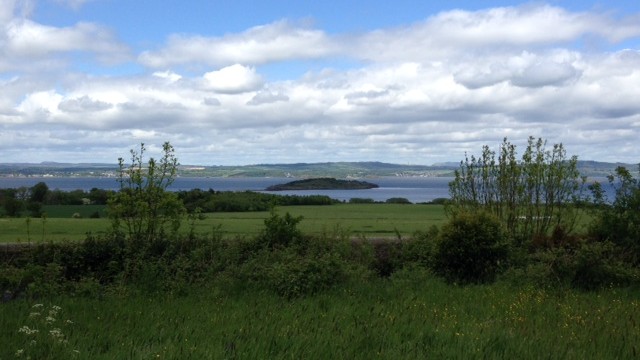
[1,0,640,165]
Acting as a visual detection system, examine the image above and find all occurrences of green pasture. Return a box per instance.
[1,274,638,359]
[0,204,447,243]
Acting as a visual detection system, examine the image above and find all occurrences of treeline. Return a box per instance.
[0,181,338,218]
[0,182,112,217]
[177,189,337,212]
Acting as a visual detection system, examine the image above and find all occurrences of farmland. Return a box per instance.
[0,203,448,243]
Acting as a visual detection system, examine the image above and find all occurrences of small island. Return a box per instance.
[265,177,379,191]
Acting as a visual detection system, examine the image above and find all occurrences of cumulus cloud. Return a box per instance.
[3,20,128,58]
[139,20,336,68]
[58,95,112,113]
[0,2,129,71]
[1,3,640,164]
[153,70,182,83]
[454,52,582,89]
[203,64,263,93]
[510,61,580,88]
[349,5,640,63]
[247,90,289,106]
[203,97,221,106]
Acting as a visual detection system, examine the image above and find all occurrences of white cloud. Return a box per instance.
[52,0,94,10]
[247,90,289,106]
[152,70,182,83]
[58,95,112,113]
[203,97,221,106]
[139,20,336,68]
[349,5,640,63]
[4,19,127,58]
[1,3,640,164]
[203,64,263,93]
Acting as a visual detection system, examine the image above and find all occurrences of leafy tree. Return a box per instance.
[29,182,49,203]
[2,189,23,217]
[448,137,584,244]
[107,142,186,242]
[589,165,640,263]
[88,188,112,205]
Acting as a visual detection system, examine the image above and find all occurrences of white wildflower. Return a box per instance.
[18,326,38,335]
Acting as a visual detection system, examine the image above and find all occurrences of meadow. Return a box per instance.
[1,273,638,359]
[0,203,448,243]
[1,199,637,359]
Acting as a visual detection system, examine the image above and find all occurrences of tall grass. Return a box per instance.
[1,274,638,359]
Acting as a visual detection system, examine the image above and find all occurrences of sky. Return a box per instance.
[1,0,639,165]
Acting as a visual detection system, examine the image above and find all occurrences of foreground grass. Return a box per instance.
[1,273,638,359]
[0,204,447,243]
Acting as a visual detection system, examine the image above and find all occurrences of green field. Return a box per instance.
[0,204,447,243]
[1,274,638,359]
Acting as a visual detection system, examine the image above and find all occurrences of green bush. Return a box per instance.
[589,165,640,264]
[433,212,509,284]
[401,225,439,268]
[265,247,345,298]
[502,240,640,290]
[259,210,304,249]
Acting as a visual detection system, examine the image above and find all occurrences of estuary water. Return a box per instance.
[0,177,453,203]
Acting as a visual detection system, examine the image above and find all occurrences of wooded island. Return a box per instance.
[265,177,379,191]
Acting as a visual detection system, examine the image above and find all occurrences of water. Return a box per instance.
[0,176,453,203]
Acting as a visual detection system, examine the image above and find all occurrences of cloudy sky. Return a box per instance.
[1,0,639,165]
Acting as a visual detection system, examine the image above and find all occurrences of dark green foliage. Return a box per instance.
[349,197,375,204]
[29,182,48,203]
[2,192,23,216]
[178,189,335,213]
[401,225,440,267]
[428,197,449,205]
[589,165,640,264]
[265,177,378,191]
[385,197,412,204]
[508,241,640,290]
[244,240,348,299]
[259,210,304,249]
[434,212,509,284]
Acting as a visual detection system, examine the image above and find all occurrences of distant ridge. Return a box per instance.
[0,160,636,178]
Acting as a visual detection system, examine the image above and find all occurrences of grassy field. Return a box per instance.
[0,204,447,243]
[1,274,638,359]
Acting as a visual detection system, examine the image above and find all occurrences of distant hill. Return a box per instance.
[0,160,636,178]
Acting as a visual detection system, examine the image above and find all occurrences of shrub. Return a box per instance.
[401,225,439,268]
[433,212,509,284]
[259,210,304,249]
[508,241,640,290]
[264,247,345,299]
[107,142,186,242]
[589,165,640,264]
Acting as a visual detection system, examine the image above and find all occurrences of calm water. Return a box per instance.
[0,177,453,203]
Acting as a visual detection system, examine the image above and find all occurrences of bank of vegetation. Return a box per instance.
[1,139,639,359]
